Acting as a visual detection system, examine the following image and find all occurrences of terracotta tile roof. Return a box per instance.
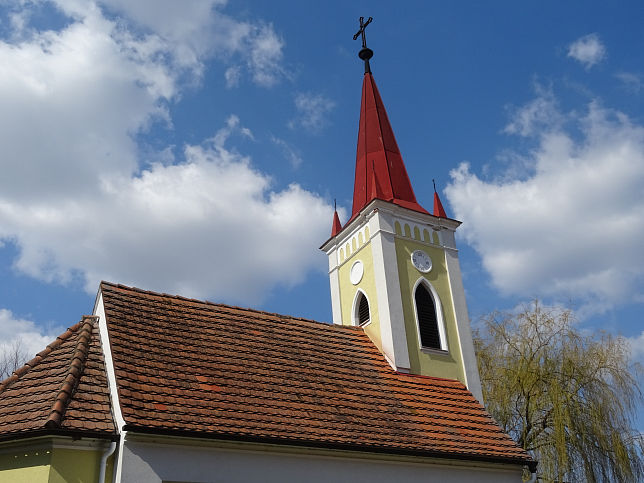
[101,282,533,467]
[0,316,116,440]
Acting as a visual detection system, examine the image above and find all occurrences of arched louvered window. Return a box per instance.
[355,291,370,326]
[415,283,442,349]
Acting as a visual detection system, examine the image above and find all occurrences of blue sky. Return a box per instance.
[0,0,643,419]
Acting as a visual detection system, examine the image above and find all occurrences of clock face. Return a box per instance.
[411,250,432,273]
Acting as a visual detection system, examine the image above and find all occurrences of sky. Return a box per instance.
[0,0,643,418]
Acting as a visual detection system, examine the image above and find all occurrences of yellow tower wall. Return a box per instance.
[337,237,385,355]
[394,236,465,383]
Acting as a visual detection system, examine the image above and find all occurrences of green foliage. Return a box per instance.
[474,301,644,482]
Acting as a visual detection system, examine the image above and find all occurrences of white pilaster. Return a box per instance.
[328,266,342,325]
[439,227,457,249]
[369,211,411,371]
[444,248,483,403]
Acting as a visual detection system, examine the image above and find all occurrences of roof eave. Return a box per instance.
[0,427,119,444]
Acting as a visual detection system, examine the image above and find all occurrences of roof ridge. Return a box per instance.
[0,319,85,394]
[44,315,97,429]
[100,281,342,328]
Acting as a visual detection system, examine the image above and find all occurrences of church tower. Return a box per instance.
[320,18,483,402]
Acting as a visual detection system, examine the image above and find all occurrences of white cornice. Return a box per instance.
[320,199,461,252]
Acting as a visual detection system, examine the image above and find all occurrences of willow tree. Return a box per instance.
[474,301,643,482]
[0,340,28,381]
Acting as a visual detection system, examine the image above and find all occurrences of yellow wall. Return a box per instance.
[49,447,105,483]
[0,441,113,483]
[334,218,466,385]
[395,236,465,383]
[337,239,384,354]
[0,449,51,483]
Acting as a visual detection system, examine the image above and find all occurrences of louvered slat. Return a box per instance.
[358,294,370,325]
[415,285,440,349]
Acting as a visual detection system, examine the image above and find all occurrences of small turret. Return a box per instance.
[432,180,447,218]
[331,202,342,238]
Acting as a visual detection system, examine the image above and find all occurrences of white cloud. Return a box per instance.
[0,309,63,361]
[0,9,177,202]
[4,1,286,91]
[446,93,644,313]
[616,72,643,94]
[567,33,606,69]
[100,0,288,86]
[247,23,286,87]
[0,3,328,305]
[213,114,254,146]
[503,85,563,137]
[289,92,336,133]
[225,66,241,88]
[271,136,303,168]
[627,331,644,364]
[0,116,331,304]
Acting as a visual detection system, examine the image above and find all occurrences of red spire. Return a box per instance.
[368,160,386,201]
[351,73,429,220]
[331,209,342,237]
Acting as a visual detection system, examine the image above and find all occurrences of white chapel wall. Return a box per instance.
[119,439,524,483]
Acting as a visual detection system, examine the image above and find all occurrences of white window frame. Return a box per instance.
[412,277,448,352]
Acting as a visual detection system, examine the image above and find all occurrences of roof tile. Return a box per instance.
[100,281,531,466]
[0,316,116,438]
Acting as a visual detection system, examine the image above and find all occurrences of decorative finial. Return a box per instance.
[433,179,437,192]
[353,16,373,74]
[334,198,337,211]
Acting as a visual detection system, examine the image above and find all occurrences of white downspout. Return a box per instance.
[98,440,117,483]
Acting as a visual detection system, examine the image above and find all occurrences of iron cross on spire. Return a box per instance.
[353,16,374,73]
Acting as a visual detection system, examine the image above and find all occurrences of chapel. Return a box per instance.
[0,18,535,483]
